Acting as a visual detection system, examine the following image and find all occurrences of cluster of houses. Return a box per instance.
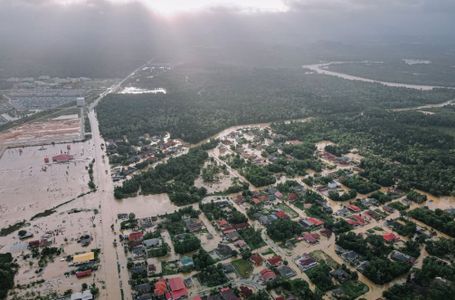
[318,150,352,165]
[257,254,296,283]
[71,251,98,279]
[220,128,273,166]
[107,133,187,181]
[334,202,391,228]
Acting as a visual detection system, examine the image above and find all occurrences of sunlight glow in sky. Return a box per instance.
[57,0,289,15]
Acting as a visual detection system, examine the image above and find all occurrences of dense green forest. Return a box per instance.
[114,148,208,204]
[272,109,455,196]
[383,256,455,300]
[96,65,455,144]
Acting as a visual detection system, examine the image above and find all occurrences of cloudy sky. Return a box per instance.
[0,0,454,77]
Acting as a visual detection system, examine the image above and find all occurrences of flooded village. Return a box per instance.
[1,102,455,300]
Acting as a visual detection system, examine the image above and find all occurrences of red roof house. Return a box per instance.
[267,255,283,267]
[76,269,92,279]
[259,194,269,202]
[260,268,277,282]
[347,205,361,213]
[233,223,249,230]
[307,217,324,226]
[239,286,253,298]
[154,280,167,296]
[128,231,143,242]
[52,154,74,163]
[303,232,318,244]
[275,210,289,219]
[252,198,261,205]
[383,232,399,243]
[351,215,366,225]
[250,253,263,266]
[168,277,188,300]
[288,193,298,201]
[217,219,229,228]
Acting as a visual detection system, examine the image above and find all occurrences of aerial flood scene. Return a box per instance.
[1,1,455,300]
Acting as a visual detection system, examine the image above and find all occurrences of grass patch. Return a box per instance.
[309,250,339,269]
[161,261,179,275]
[339,280,369,299]
[238,228,266,250]
[388,201,409,211]
[231,259,254,278]
[276,203,299,218]
[261,248,275,256]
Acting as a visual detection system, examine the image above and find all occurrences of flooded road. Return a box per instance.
[88,109,132,300]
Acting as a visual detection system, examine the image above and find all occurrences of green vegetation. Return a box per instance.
[331,220,353,234]
[324,144,350,157]
[246,290,271,300]
[146,233,168,258]
[0,221,26,237]
[341,175,380,194]
[336,232,411,284]
[363,257,411,284]
[328,190,357,201]
[114,148,208,205]
[328,61,455,88]
[277,180,301,193]
[0,253,18,300]
[201,162,224,182]
[369,191,393,204]
[197,264,228,287]
[305,262,335,292]
[425,238,455,260]
[388,201,409,211]
[173,233,201,254]
[243,164,276,187]
[193,249,215,270]
[231,259,254,278]
[87,159,96,191]
[160,207,202,254]
[266,278,319,300]
[267,219,303,242]
[383,256,455,300]
[408,207,455,237]
[273,109,455,196]
[238,228,265,250]
[97,65,455,146]
[338,281,369,300]
[388,219,416,237]
[406,190,427,203]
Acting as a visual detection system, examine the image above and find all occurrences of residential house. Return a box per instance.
[260,268,277,282]
[277,265,296,278]
[296,254,318,271]
[267,256,283,268]
[250,253,263,266]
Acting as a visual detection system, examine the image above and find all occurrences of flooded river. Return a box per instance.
[303,62,455,91]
